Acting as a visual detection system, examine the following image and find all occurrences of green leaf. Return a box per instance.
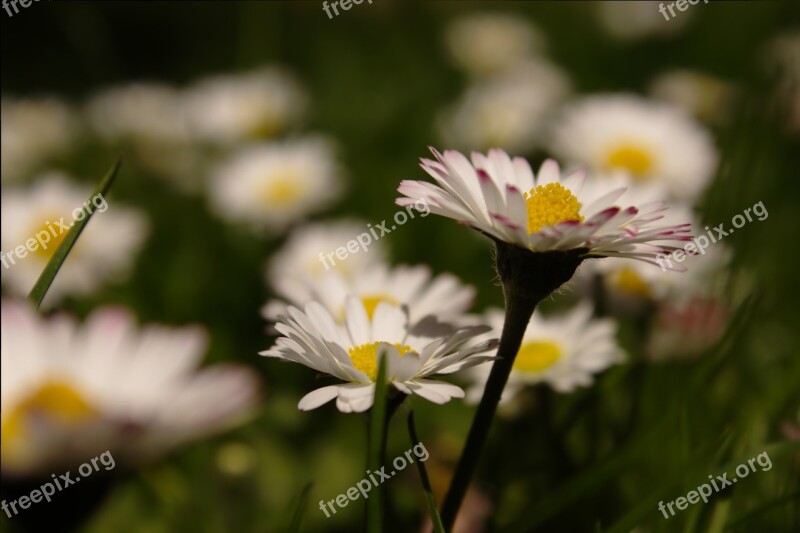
[27,157,122,309]
[366,349,388,533]
[288,482,313,533]
[407,411,445,533]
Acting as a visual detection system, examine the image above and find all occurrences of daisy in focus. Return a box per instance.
[397,147,694,269]
[1,300,259,477]
[208,137,344,234]
[184,67,307,144]
[263,262,475,330]
[0,173,148,304]
[467,303,624,400]
[550,94,718,201]
[265,219,388,303]
[261,297,498,413]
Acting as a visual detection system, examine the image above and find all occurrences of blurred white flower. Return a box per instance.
[550,94,718,201]
[438,60,570,153]
[208,137,344,234]
[85,83,189,144]
[443,12,545,77]
[0,173,149,305]
[262,297,497,412]
[646,296,729,360]
[649,69,735,123]
[263,262,475,329]
[184,67,307,144]
[467,303,624,398]
[1,97,80,182]
[596,1,691,42]
[0,300,259,476]
[265,219,388,305]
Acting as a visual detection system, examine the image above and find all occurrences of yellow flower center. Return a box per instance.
[523,182,584,234]
[259,173,307,205]
[513,341,562,373]
[613,267,652,298]
[348,342,413,382]
[605,143,654,177]
[29,218,70,260]
[1,381,98,454]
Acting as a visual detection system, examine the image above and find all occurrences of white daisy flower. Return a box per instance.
[646,296,729,361]
[596,1,691,42]
[397,148,694,269]
[184,67,307,144]
[443,13,545,77]
[649,70,735,124]
[263,262,475,329]
[438,60,570,153]
[1,300,259,476]
[550,94,718,201]
[261,297,498,413]
[1,97,80,182]
[208,137,344,234]
[0,173,149,305]
[266,220,388,305]
[467,303,624,399]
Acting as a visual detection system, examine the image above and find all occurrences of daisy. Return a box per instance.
[550,94,718,201]
[397,147,694,269]
[596,1,691,42]
[208,137,344,234]
[649,70,735,124]
[443,13,544,77]
[1,97,80,182]
[0,173,148,305]
[467,303,624,399]
[184,67,307,144]
[266,219,388,303]
[263,262,475,328]
[1,300,259,477]
[261,297,498,413]
[438,60,570,153]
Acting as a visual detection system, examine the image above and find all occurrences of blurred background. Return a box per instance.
[2,1,799,532]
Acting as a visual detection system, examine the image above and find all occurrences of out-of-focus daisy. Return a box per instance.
[208,137,344,234]
[1,300,259,476]
[261,297,498,413]
[0,173,148,305]
[1,97,80,182]
[266,220,388,304]
[443,12,544,77]
[397,148,694,268]
[86,83,189,144]
[646,296,729,360]
[438,60,570,153]
[263,262,475,329]
[596,1,691,42]
[550,95,718,201]
[649,70,735,124]
[467,303,624,398]
[184,67,307,144]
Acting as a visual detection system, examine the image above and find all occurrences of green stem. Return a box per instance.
[439,286,537,530]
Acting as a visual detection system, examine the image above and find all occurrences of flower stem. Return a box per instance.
[440,241,585,531]
[439,285,537,530]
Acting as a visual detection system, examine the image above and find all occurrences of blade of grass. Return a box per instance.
[288,482,313,533]
[366,350,388,533]
[27,157,122,309]
[407,411,445,533]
